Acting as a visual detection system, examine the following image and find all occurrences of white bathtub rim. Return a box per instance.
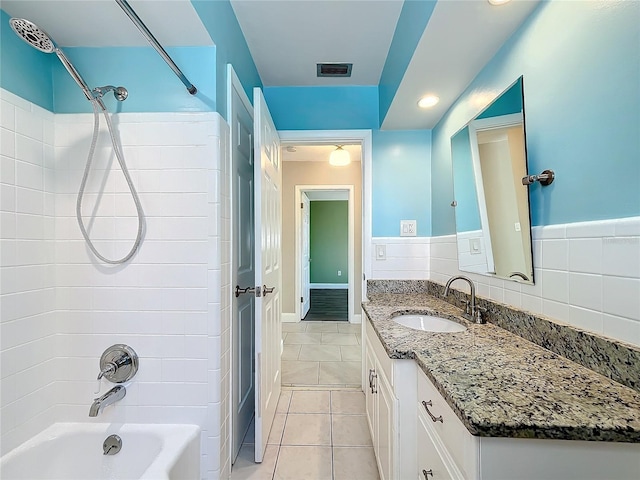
[0,422,200,480]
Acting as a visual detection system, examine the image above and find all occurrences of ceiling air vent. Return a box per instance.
[317,63,352,77]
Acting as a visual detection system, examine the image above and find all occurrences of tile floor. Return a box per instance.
[281,321,362,387]
[231,389,379,480]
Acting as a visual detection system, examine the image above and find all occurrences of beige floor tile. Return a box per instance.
[283,332,323,345]
[282,322,307,333]
[331,391,366,415]
[282,361,319,385]
[321,332,359,345]
[289,390,331,414]
[281,344,301,361]
[337,323,362,334]
[267,413,286,445]
[281,413,331,445]
[298,344,342,361]
[340,345,362,362]
[231,443,279,480]
[305,321,339,333]
[276,390,292,413]
[319,361,361,386]
[333,446,380,480]
[332,414,372,446]
[274,446,333,480]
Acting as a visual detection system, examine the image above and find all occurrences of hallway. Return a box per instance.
[281,321,361,387]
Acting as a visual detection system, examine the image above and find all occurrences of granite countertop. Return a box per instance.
[363,293,640,443]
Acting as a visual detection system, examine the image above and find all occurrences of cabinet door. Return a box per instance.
[417,413,453,480]
[377,367,395,480]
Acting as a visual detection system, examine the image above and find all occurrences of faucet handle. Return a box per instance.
[474,306,487,324]
[98,345,139,383]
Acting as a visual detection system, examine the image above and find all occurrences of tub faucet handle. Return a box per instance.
[97,362,116,380]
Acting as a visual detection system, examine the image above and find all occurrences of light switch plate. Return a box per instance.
[400,220,417,237]
[376,244,386,260]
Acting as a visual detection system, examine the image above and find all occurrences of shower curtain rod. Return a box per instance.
[115,0,197,95]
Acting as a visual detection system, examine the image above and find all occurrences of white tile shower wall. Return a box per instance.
[52,110,224,479]
[370,237,430,280]
[428,217,640,347]
[0,89,57,455]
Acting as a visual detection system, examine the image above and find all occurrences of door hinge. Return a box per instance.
[301,202,304,209]
[301,296,304,303]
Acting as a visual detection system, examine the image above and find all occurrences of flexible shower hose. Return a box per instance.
[76,100,144,264]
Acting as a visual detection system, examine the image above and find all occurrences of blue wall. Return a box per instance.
[191,0,262,120]
[373,129,432,236]
[264,86,379,130]
[378,0,437,126]
[431,0,640,235]
[54,46,216,113]
[0,10,54,110]
[450,126,480,232]
[264,85,431,237]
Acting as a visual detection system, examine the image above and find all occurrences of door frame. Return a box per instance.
[294,185,355,323]
[279,129,373,312]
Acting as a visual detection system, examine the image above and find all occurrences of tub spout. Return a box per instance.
[89,385,126,417]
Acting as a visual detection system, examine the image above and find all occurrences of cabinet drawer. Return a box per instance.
[417,369,478,479]
[417,413,453,480]
[366,320,393,386]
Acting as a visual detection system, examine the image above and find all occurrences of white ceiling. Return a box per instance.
[382,0,540,129]
[1,0,541,130]
[0,0,213,47]
[230,0,404,86]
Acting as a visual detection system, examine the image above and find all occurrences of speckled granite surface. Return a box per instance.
[362,293,640,443]
[367,280,640,392]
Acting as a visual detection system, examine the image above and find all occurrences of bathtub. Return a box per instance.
[0,423,200,480]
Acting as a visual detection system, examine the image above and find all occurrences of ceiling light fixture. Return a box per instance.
[329,146,351,166]
[418,95,439,109]
[488,0,512,5]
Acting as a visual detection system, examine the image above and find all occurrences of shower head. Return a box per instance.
[9,18,55,53]
[8,18,127,110]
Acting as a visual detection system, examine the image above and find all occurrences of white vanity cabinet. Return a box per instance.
[364,320,416,480]
[415,367,640,480]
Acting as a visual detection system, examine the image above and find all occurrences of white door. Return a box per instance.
[301,193,311,319]
[229,66,255,464]
[253,87,282,462]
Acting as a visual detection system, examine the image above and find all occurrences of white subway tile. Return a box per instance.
[602,237,640,278]
[603,276,640,320]
[16,107,43,142]
[1,127,16,158]
[568,306,603,334]
[1,100,16,130]
[567,238,602,274]
[15,134,43,166]
[566,219,616,239]
[568,273,602,311]
[615,217,640,236]
[521,294,543,315]
[542,239,568,270]
[542,299,569,323]
[541,269,568,303]
[602,314,640,347]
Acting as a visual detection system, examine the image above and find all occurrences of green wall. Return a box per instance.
[310,201,348,285]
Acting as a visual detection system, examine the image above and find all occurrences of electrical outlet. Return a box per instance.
[400,220,417,237]
[337,270,342,276]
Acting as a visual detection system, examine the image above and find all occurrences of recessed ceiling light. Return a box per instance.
[418,95,439,109]
[488,0,512,5]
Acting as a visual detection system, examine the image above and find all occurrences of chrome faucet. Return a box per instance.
[89,385,126,417]
[443,275,485,324]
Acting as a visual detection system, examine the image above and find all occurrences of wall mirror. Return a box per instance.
[450,77,534,284]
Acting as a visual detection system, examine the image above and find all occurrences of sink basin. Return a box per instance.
[392,315,466,333]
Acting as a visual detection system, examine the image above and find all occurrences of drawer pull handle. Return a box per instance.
[422,400,443,423]
[369,369,377,394]
[423,469,434,479]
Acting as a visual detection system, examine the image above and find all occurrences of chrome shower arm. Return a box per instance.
[54,48,106,111]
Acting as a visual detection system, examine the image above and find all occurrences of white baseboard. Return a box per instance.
[282,313,298,323]
[310,283,349,289]
[351,313,362,324]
